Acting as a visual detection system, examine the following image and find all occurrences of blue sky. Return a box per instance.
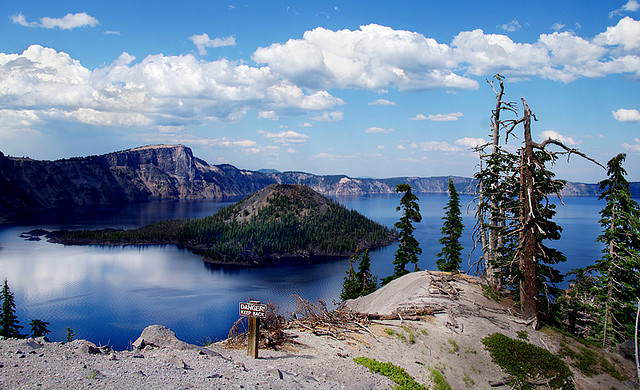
[1,1,639,182]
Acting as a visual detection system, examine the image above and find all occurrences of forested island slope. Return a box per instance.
[48,184,395,265]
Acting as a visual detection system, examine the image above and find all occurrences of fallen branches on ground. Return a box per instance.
[289,295,374,341]
[225,302,295,350]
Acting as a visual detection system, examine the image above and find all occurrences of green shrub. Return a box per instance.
[482,333,574,390]
[354,357,426,390]
[558,342,625,381]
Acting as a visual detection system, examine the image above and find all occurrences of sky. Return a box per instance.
[1,1,639,183]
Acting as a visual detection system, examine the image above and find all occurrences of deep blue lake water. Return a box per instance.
[0,194,603,350]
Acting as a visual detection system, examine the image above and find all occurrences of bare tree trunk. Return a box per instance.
[518,98,539,324]
[635,298,639,388]
[485,78,505,287]
[603,205,616,347]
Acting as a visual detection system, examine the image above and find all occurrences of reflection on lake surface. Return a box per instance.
[0,194,602,349]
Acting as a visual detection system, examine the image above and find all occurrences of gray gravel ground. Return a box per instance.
[0,331,394,390]
[2,271,636,389]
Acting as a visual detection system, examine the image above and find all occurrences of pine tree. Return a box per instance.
[473,79,600,324]
[1,279,23,339]
[65,327,75,343]
[341,251,362,301]
[30,319,51,338]
[341,249,378,300]
[594,153,640,346]
[384,183,422,284]
[437,178,464,272]
[356,250,377,296]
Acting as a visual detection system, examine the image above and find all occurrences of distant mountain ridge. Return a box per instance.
[0,144,633,218]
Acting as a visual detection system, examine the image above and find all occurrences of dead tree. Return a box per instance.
[518,99,540,321]
[475,78,603,324]
[515,98,603,324]
[473,75,519,285]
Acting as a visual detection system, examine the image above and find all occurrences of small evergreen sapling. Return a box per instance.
[436,178,464,272]
[341,251,361,301]
[65,327,75,343]
[356,250,377,296]
[30,319,51,338]
[1,279,23,339]
[341,249,377,300]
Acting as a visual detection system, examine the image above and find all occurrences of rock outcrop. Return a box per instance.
[0,145,273,218]
[132,325,194,351]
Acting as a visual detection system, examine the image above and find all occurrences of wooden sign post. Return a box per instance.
[239,300,266,358]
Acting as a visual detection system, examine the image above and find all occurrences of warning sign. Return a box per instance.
[239,302,267,318]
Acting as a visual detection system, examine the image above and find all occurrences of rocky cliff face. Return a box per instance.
[0,145,273,218]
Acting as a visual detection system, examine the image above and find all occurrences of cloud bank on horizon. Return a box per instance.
[1,1,639,181]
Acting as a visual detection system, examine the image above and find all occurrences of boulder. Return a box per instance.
[74,340,102,354]
[132,325,193,351]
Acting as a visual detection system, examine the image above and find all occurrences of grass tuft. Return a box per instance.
[429,368,452,390]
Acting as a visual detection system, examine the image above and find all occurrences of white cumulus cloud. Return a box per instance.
[258,110,279,120]
[411,112,463,121]
[455,137,486,148]
[189,33,236,55]
[420,141,461,152]
[595,17,640,52]
[613,108,640,121]
[539,130,582,146]
[311,111,343,122]
[11,12,99,30]
[0,45,344,129]
[622,137,640,151]
[252,24,478,91]
[498,19,521,32]
[257,129,309,144]
[365,127,394,133]
[610,1,640,18]
[368,98,396,105]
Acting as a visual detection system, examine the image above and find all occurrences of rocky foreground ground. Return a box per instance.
[1,271,637,389]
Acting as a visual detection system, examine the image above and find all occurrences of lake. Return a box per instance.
[0,194,603,350]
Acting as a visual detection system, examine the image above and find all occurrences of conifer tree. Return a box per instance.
[340,251,361,301]
[437,178,464,272]
[473,78,601,324]
[65,327,75,343]
[1,279,23,338]
[594,153,640,346]
[30,319,51,338]
[356,250,377,296]
[384,184,422,284]
[341,249,378,300]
